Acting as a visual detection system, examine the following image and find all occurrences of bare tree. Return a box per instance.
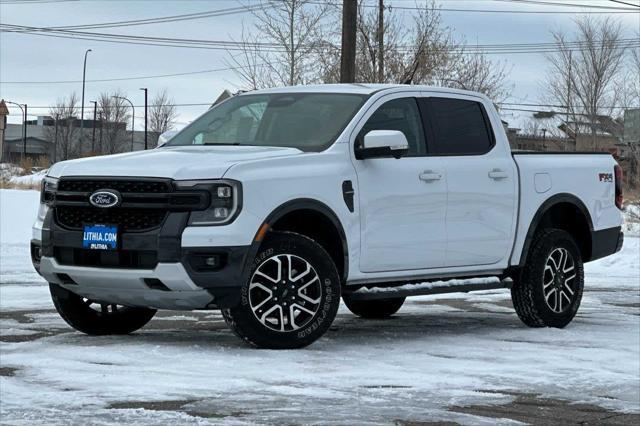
[45,93,79,161]
[318,1,511,100]
[545,17,626,149]
[97,90,130,155]
[616,35,640,115]
[226,0,332,89]
[149,89,178,146]
[437,49,512,103]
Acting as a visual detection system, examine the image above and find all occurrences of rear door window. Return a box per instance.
[419,97,494,155]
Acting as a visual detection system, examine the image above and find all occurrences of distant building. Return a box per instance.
[2,116,153,165]
[3,123,53,164]
[623,108,640,145]
[505,111,623,154]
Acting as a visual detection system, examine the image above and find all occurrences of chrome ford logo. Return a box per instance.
[89,190,121,208]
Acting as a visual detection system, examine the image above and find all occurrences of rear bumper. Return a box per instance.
[589,226,623,262]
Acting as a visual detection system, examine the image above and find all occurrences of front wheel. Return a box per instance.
[50,283,157,335]
[342,295,405,319]
[511,229,584,328]
[223,232,341,349]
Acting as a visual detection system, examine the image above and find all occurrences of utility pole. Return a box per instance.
[340,0,357,83]
[90,101,97,153]
[377,0,384,83]
[80,49,92,155]
[140,88,148,150]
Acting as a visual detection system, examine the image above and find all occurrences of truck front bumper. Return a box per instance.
[38,257,215,310]
[32,209,254,310]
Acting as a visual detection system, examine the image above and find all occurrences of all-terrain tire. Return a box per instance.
[222,231,341,349]
[342,295,405,319]
[511,229,584,328]
[50,283,157,335]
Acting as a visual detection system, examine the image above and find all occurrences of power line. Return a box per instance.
[489,0,639,10]
[3,23,638,55]
[42,4,266,30]
[3,0,639,12]
[608,0,640,8]
[0,64,265,84]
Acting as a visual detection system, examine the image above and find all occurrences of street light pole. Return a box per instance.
[53,113,59,163]
[90,101,97,153]
[140,88,148,150]
[80,49,92,155]
[113,96,135,151]
[98,111,103,153]
[5,101,26,163]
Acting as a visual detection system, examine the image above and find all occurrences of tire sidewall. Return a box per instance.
[528,231,584,327]
[234,232,341,348]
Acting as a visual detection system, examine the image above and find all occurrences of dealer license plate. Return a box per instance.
[83,224,118,250]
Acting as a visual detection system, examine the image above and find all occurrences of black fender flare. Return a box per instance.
[517,193,594,268]
[242,198,349,283]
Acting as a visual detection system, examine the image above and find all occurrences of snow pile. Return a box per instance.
[623,203,640,236]
[9,169,47,186]
[0,163,24,181]
[0,189,40,244]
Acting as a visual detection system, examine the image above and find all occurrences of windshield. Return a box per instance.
[166,93,367,152]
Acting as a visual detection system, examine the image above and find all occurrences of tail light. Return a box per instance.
[614,164,623,210]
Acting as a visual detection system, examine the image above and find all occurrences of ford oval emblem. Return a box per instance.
[89,190,121,208]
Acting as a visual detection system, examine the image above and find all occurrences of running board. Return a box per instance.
[344,279,511,301]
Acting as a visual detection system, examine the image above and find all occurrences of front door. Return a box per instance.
[354,94,447,273]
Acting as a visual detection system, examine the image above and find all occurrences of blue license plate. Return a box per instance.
[83,224,118,250]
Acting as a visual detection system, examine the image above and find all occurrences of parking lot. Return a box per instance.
[1,190,639,425]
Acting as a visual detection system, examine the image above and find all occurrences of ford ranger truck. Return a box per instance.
[31,84,624,349]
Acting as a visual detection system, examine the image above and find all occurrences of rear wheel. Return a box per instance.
[223,232,341,349]
[511,229,584,328]
[342,295,405,319]
[50,283,157,335]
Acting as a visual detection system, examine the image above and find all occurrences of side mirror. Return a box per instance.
[355,130,409,160]
[156,130,178,148]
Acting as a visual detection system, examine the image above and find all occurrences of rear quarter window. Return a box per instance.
[420,97,494,156]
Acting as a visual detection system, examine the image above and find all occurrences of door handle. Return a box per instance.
[488,169,508,180]
[419,171,442,182]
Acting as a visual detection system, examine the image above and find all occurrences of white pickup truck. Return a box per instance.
[31,84,624,349]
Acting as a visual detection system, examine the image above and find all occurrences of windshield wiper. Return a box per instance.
[202,142,245,146]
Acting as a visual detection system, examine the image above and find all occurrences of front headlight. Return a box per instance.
[174,180,241,226]
[40,176,58,205]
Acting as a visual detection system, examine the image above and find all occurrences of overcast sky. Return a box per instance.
[1,0,638,128]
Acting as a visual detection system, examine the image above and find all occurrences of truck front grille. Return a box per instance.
[52,177,207,233]
[56,206,167,232]
[58,179,171,194]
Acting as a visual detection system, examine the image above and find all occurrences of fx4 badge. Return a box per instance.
[598,173,613,183]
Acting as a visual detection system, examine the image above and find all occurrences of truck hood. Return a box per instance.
[48,145,304,180]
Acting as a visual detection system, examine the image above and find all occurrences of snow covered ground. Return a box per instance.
[1,189,638,425]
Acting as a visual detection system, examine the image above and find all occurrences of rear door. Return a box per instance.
[354,93,447,272]
[418,94,517,267]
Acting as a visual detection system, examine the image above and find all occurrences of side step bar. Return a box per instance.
[344,279,512,301]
